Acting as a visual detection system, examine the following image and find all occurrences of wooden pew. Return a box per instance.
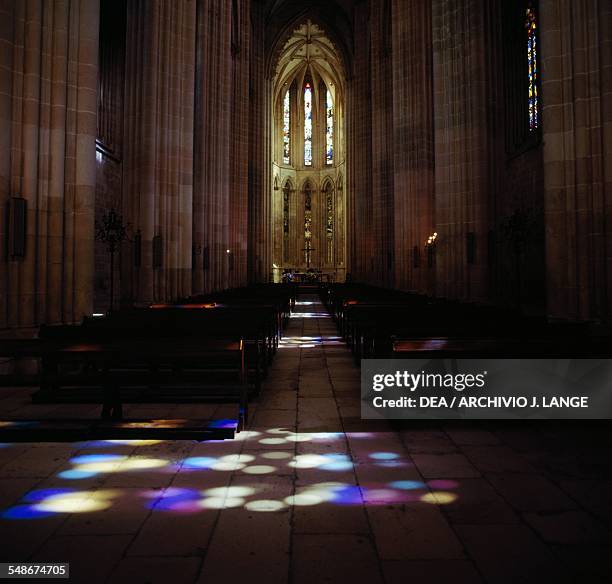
[94,306,274,392]
[0,336,248,428]
[323,283,603,361]
[392,337,612,358]
[0,417,238,442]
[0,284,295,437]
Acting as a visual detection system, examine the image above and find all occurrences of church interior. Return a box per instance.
[1,0,611,582]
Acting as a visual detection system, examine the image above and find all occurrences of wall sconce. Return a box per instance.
[95,208,131,312]
[425,232,438,269]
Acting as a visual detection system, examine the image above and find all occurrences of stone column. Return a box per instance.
[123,0,196,303]
[346,1,373,283]
[193,0,232,293]
[370,0,394,288]
[540,0,612,322]
[248,1,271,284]
[432,0,489,301]
[392,0,435,294]
[0,0,99,328]
[229,0,250,288]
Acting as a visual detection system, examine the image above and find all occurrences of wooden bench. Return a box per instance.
[0,417,238,442]
[0,336,248,428]
[323,283,604,361]
[83,307,274,392]
[392,337,612,358]
[0,284,296,437]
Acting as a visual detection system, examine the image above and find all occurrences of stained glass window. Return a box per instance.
[283,185,290,237]
[283,90,290,164]
[304,83,312,166]
[503,0,541,152]
[525,5,538,131]
[304,184,312,240]
[326,89,333,164]
[304,183,313,266]
[326,184,334,238]
[283,183,290,262]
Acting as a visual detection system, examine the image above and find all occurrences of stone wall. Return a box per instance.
[346,1,373,283]
[391,0,435,295]
[432,0,490,302]
[540,0,612,322]
[122,0,196,304]
[229,0,251,288]
[248,0,271,284]
[0,0,99,328]
[2,0,609,327]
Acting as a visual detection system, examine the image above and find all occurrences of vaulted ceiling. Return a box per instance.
[263,0,354,77]
[272,20,345,99]
[263,0,354,21]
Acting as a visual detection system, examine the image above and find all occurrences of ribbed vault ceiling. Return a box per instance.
[273,20,344,101]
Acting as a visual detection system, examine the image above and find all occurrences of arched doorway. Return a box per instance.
[270,20,346,283]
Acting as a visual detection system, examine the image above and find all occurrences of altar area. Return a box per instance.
[273,267,346,284]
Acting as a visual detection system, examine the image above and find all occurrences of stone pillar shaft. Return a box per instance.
[0,0,99,328]
[541,0,612,321]
[392,0,435,294]
[123,0,196,303]
[432,0,489,301]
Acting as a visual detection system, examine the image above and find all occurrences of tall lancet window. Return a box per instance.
[326,185,334,238]
[304,182,313,266]
[304,184,312,241]
[503,0,541,152]
[304,82,313,166]
[283,183,290,261]
[325,182,334,263]
[525,4,538,131]
[283,91,291,164]
[326,89,334,164]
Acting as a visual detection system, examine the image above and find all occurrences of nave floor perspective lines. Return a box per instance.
[0,294,611,583]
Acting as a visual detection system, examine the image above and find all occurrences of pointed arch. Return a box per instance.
[300,178,316,193]
[321,177,335,241]
[302,179,314,244]
[282,88,291,164]
[282,179,292,261]
[269,15,347,280]
[265,6,353,82]
[325,84,334,164]
[320,176,334,192]
[303,77,314,166]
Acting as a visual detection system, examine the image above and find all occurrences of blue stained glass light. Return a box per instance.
[526,6,538,131]
[304,83,312,166]
[326,88,334,164]
[283,90,290,164]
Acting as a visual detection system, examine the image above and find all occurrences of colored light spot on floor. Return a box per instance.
[245,499,286,512]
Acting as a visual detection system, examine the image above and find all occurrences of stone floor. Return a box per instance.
[0,294,611,583]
